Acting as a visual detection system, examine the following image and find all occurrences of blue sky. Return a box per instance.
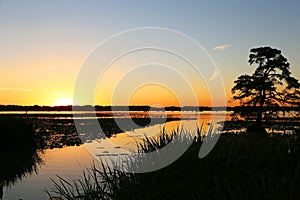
[0,0,299,105]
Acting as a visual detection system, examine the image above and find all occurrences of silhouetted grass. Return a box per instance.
[0,116,36,148]
[47,128,300,200]
[0,117,43,188]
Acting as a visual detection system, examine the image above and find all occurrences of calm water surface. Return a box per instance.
[3,146,94,199]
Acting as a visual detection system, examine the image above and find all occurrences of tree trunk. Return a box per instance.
[256,108,263,126]
[247,92,267,135]
[256,89,266,125]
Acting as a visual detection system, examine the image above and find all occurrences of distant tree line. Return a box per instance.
[1,104,300,113]
[0,105,231,112]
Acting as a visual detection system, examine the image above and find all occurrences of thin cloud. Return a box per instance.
[213,44,231,51]
[48,91,71,95]
[0,87,70,95]
[0,87,34,92]
[210,69,220,81]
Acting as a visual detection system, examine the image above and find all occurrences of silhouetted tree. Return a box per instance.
[231,46,300,133]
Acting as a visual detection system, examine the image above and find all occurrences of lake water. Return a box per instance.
[1,112,229,200]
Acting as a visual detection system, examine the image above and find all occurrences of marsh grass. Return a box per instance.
[0,117,43,189]
[47,128,300,200]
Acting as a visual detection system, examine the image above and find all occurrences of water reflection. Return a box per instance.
[89,114,229,157]
[32,116,182,148]
[0,113,182,198]
[0,118,43,199]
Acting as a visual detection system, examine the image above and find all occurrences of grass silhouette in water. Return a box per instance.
[0,117,43,199]
[47,127,300,200]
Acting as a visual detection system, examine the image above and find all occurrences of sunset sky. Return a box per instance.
[1,0,300,106]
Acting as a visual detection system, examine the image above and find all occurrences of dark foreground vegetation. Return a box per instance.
[47,128,300,200]
[0,117,43,199]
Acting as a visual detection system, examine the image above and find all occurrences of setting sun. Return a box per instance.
[53,98,73,106]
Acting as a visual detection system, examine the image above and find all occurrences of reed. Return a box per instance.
[46,127,300,200]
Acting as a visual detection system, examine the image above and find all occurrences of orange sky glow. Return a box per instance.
[1,1,299,107]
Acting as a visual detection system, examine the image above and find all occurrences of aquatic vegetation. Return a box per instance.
[46,127,300,200]
[29,117,181,149]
